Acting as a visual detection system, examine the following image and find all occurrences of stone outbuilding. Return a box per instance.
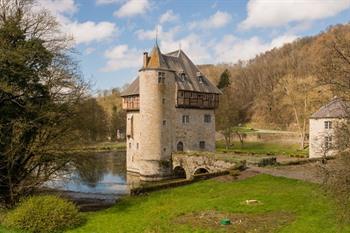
[121,44,221,181]
[309,98,349,158]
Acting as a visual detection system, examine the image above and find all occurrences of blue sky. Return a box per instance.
[37,0,350,92]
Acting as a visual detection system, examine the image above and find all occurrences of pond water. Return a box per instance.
[46,151,139,200]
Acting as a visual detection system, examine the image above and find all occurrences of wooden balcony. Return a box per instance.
[122,95,140,111]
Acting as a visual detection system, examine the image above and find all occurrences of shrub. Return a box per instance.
[3,195,84,233]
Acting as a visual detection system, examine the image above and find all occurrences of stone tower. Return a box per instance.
[121,45,221,181]
[137,45,175,180]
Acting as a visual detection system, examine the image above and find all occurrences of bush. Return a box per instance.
[3,195,84,233]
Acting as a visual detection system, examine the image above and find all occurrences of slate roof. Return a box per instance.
[121,77,139,96]
[121,45,221,97]
[310,98,350,119]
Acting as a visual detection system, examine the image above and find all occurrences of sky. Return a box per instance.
[36,0,350,92]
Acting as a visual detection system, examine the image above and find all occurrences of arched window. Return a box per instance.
[177,141,184,152]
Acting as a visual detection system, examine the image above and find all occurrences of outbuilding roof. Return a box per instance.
[121,45,221,97]
[310,98,350,119]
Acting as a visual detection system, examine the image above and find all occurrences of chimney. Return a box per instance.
[143,52,148,67]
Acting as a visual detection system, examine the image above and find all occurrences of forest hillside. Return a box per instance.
[199,23,350,134]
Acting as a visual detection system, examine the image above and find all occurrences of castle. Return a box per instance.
[121,44,221,181]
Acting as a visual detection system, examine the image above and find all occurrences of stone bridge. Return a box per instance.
[172,153,242,179]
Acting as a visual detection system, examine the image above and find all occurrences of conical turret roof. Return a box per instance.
[146,44,168,69]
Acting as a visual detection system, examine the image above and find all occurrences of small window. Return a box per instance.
[163,120,166,126]
[204,114,211,123]
[325,136,332,149]
[136,143,139,149]
[325,121,332,129]
[199,141,205,149]
[182,115,189,124]
[129,143,131,149]
[162,98,165,104]
[177,142,184,152]
[163,148,166,152]
[158,72,165,83]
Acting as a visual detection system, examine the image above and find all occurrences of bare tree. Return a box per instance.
[317,24,350,224]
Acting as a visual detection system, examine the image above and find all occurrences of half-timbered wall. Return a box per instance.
[176,91,219,109]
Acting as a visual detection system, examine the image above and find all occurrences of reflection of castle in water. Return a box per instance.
[47,151,131,195]
[74,151,127,188]
[73,151,142,192]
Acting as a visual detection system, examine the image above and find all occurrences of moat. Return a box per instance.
[45,151,138,206]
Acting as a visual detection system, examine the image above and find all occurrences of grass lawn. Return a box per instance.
[2,175,346,233]
[216,141,308,157]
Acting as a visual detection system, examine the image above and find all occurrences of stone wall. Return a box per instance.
[174,108,216,152]
[126,112,141,173]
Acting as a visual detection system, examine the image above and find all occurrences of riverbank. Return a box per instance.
[1,174,349,232]
[61,175,350,232]
[68,141,126,153]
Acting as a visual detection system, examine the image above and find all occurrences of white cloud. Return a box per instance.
[160,33,212,64]
[189,11,231,30]
[114,0,150,18]
[64,21,118,44]
[36,0,77,15]
[135,25,180,41]
[102,44,143,71]
[36,0,118,45]
[240,0,350,29]
[85,47,96,55]
[270,34,298,48]
[214,34,298,64]
[135,28,156,40]
[159,10,178,24]
[134,25,210,65]
[96,0,122,5]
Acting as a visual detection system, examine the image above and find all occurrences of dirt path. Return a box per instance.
[249,163,323,183]
[216,161,332,184]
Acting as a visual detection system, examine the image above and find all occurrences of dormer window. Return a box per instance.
[179,71,186,82]
[158,72,165,83]
[197,72,205,84]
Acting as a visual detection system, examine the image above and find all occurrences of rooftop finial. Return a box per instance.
[179,42,181,51]
[155,25,159,46]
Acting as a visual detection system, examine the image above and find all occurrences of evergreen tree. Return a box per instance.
[217,69,231,90]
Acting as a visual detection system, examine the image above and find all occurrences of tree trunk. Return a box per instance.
[235,131,244,145]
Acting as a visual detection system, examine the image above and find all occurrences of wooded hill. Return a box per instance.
[199,23,350,146]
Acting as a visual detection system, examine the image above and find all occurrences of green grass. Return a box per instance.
[232,126,257,133]
[216,141,308,157]
[69,141,126,153]
[2,175,347,232]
